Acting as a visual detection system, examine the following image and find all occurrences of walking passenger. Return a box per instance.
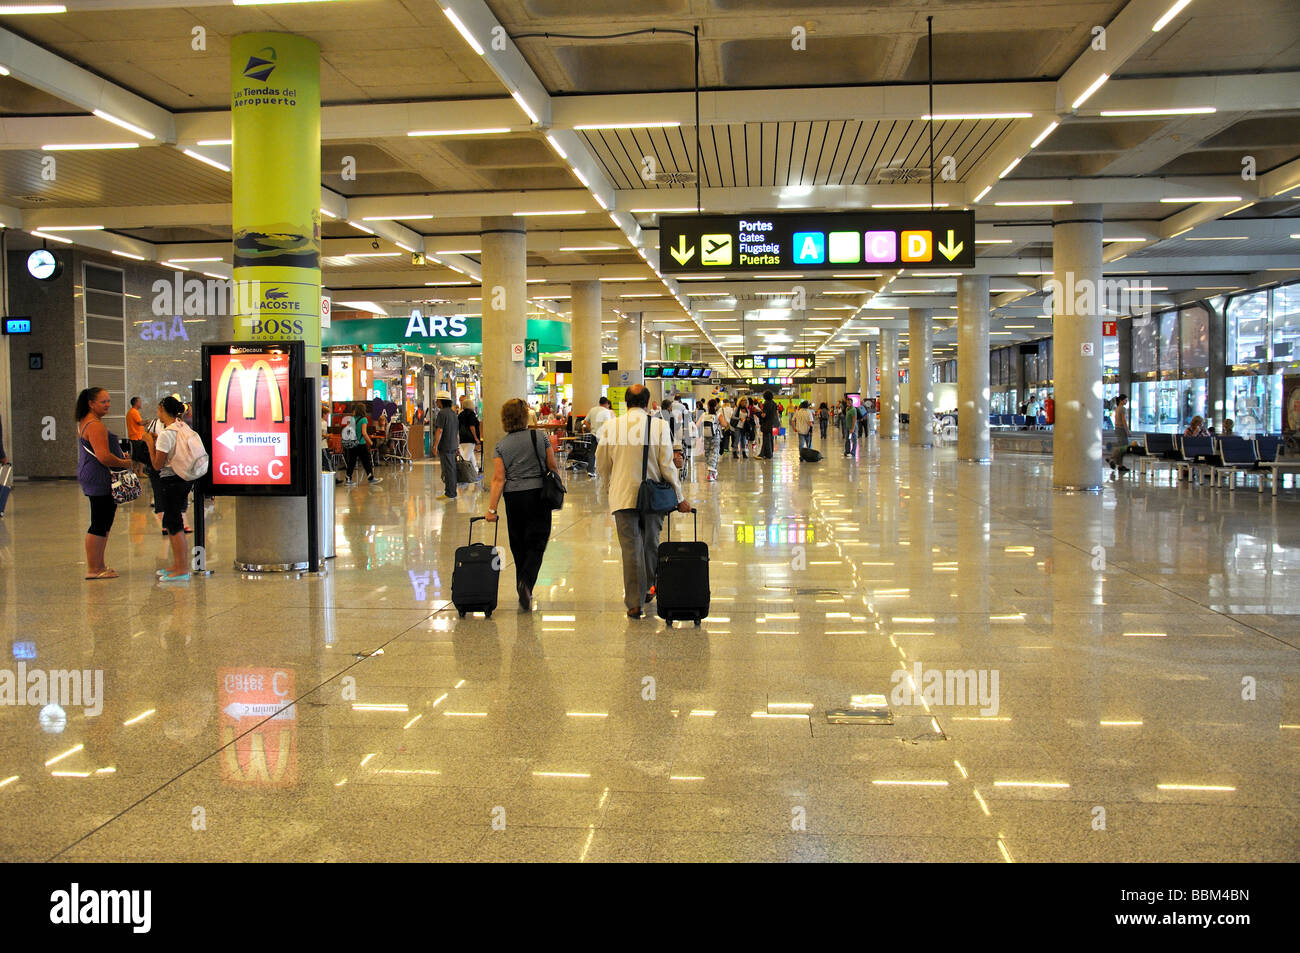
[700,398,721,480]
[596,384,689,619]
[484,398,561,611]
[760,390,779,458]
[432,390,460,501]
[1108,393,1132,473]
[793,401,814,450]
[818,402,829,441]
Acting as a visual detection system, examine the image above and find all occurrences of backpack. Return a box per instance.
[168,422,210,481]
[341,416,357,447]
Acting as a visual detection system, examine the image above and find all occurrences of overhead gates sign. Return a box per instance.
[660,211,975,273]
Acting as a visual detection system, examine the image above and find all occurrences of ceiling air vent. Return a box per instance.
[874,160,928,184]
[651,171,697,185]
[15,194,53,203]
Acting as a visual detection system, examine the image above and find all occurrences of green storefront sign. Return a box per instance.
[323,316,570,356]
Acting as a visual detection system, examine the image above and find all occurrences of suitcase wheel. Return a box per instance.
[485,611,493,618]
[694,618,701,627]
[458,610,466,618]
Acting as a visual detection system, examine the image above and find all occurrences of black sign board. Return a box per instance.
[734,352,816,372]
[660,211,976,274]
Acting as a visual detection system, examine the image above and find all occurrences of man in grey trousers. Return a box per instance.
[596,384,690,619]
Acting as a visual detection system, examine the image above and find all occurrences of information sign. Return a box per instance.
[661,211,975,274]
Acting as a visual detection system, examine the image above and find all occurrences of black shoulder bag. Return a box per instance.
[534,430,566,511]
[636,416,679,515]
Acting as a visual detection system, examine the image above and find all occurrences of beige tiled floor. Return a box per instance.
[1,433,1297,862]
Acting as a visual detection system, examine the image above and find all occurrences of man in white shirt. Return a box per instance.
[792,401,814,450]
[597,384,690,618]
[582,396,615,476]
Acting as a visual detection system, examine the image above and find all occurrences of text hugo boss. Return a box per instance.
[50,883,151,933]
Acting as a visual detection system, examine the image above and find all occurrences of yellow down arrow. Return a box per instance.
[670,235,695,265]
[937,229,964,261]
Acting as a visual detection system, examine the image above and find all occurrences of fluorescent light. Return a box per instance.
[1030,121,1059,148]
[513,210,587,216]
[1100,106,1216,117]
[407,127,510,137]
[348,221,375,234]
[574,121,681,130]
[197,138,232,146]
[1152,0,1193,32]
[234,0,342,4]
[346,252,401,258]
[41,142,139,151]
[1104,236,1148,242]
[1159,195,1242,203]
[0,4,66,12]
[1071,72,1109,110]
[998,157,1022,179]
[922,112,1031,121]
[92,108,155,140]
[161,262,188,272]
[111,250,145,261]
[560,245,617,251]
[30,230,71,244]
[630,206,698,214]
[872,202,948,209]
[1185,235,1248,241]
[973,185,993,202]
[975,238,1012,244]
[167,257,222,263]
[511,89,540,124]
[994,199,1073,206]
[441,5,486,55]
[37,225,103,231]
[182,148,230,172]
[362,214,433,221]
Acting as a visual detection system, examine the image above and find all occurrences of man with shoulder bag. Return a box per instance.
[596,384,689,619]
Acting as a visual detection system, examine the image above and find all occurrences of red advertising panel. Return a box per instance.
[218,667,298,789]
[208,349,293,489]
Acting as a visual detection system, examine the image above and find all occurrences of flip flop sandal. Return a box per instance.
[84,569,118,580]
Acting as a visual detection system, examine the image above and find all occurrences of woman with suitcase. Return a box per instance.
[484,398,562,611]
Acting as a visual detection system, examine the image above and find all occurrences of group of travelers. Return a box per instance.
[77,388,206,582]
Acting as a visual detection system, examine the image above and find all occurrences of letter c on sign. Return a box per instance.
[268,459,284,480]
[272,671,289,697]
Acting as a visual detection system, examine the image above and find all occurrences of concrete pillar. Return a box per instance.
[571,279,601,418]
[230,31,320,571]
[618,310,643,386]
[879,329,899,439]
[860,340,873,399]
[1051,204,1104,491]
[866,340,878,399]
[908,308,933,447]
[1117,316,1132,402]
[480,215,527,455]
[958,275,991,462]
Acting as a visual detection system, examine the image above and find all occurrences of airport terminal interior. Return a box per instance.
[0,0,1298,864]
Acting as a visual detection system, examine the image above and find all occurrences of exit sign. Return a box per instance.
[660,211,976,274]
[1102,321,1117,336]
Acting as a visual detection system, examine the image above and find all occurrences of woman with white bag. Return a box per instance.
[144,395,209,582]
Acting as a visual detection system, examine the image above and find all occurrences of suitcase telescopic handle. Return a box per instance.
[666,506,698,540]
[468,515,499,546]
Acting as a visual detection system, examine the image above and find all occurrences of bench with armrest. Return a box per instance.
[1136,432,1180,481]
[1175,435,1215,485]
[1209,436,1259,489]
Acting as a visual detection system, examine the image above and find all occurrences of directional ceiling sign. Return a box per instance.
[659,211,975,273]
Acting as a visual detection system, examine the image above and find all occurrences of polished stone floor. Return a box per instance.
[1,431,1297,863]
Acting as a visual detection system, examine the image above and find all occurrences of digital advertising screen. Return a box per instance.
[203,341,305,497]
[644,365,660,378]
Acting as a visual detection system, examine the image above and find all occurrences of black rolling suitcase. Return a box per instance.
[655,507,710,626]
[799,446,822,462]
[452,516,500,617]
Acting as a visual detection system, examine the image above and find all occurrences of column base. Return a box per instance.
[959,457,992,464]
[1053,484,1102,494]
[235,560,310,573]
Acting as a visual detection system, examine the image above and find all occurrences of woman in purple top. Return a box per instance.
[76,387,132,579]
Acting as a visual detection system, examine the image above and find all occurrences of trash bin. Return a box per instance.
[319,472,335,559]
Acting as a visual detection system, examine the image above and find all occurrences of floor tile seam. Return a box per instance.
[944,476,1300,655]
[43,609,450,861]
